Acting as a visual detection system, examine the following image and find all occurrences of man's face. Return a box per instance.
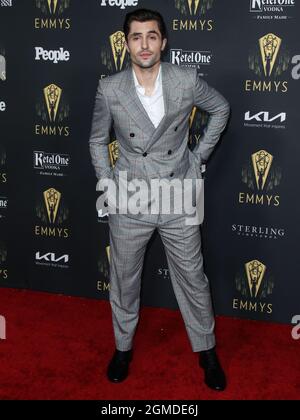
[126,20,167,69]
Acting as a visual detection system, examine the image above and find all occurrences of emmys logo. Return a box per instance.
[233,259,274,314]
[0,242,8,280]
[239,150,282,207]
[101,31,129,73]
[173,0,214,31]
[0,54,6,81]
[35,188,69,238]
[0,315,6,340]
[188,106,209,148]
[291,315,300,340]
[34,0,71,30]
[245,33,290,93]
[35,83,70,137]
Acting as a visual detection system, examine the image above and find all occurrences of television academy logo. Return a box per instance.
[101,31,130,73]
[34,151,70,176]
[35,251,69,268]
[233,259,274,314]
[34,0,71,30]
[173,0,214,31]
[239,150,282,207]
[249,0,295,20]
[100,0,139,9]
[244,110,287,129]
[35,47,70,64]
[232,224,285,240]
[246,33,290,93]
[35,83,70,137]
[170,49,212,74]
[35,187,69,238]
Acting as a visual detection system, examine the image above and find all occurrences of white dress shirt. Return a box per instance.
[132,65,165,128]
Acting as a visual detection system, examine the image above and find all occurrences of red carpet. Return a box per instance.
[0,288,299,400]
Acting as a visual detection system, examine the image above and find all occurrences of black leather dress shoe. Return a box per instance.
[107,349,132,383]
[199,347,226,391]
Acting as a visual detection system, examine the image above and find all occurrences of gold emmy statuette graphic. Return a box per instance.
[43,84,62,122]
[43,188,61,224]
[187,0,200,15]
[110,31,127,71]
[109,141,119,167]
[259,33,281,77]
[245,260,266,298]
[252,150,273,191]
[189,106,197,128]
[106,246,110,264]
[47,0,58,14]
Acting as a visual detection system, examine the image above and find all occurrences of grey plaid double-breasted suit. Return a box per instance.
[89,62,230,352]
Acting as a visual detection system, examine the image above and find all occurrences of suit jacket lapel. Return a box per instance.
[114,67,156,135]
[114,62,183,147]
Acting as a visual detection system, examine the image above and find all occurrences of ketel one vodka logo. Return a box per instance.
[101,31,129,73]
[188,106,209,148]
[249,0,295,20]
[34,0,71,30]
[246,33,290,93]
[35,83,70,137]
[233,259,274,314]
[173,0,214,31]
[0,242,8,280]
[35,188,69,238]
[239,150,281,207]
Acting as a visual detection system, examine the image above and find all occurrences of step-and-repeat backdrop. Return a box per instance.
[0,0,299,323]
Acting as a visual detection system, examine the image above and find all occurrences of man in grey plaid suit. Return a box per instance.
[89,9,230,391]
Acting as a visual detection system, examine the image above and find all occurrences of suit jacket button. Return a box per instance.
[168,150,172,155]
[174,127,178,131]
[130,133,135,137]
[170,172,174,177]
[143,152,148,157]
